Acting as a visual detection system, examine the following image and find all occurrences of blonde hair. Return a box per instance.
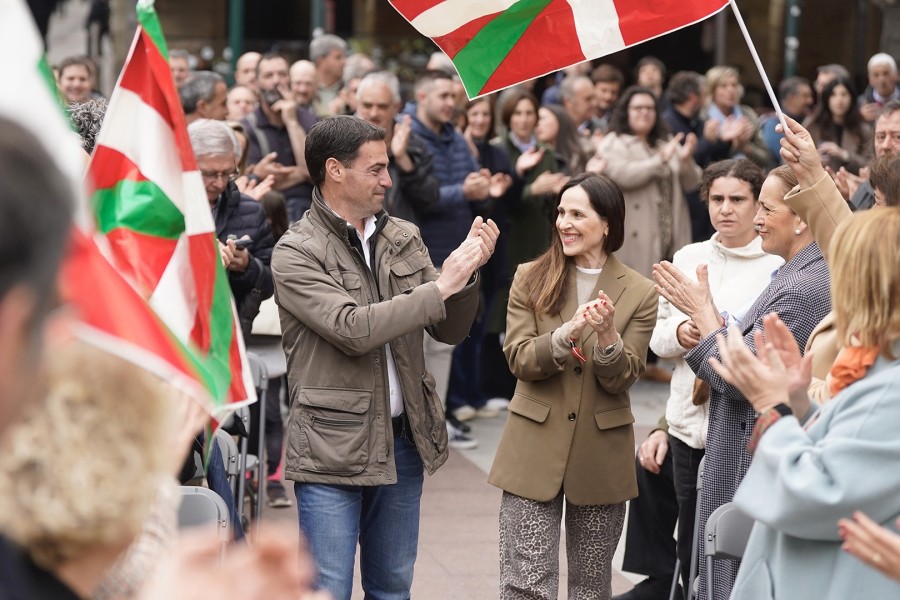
[0,341,173,568]
[830,207,900,358]
[705,65,744,104]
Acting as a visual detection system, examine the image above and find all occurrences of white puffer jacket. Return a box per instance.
[650,233,783,449]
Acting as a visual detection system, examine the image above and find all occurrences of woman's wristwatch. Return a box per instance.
[598,339,618,356]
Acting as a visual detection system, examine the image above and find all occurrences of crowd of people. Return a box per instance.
[3,21,900,600]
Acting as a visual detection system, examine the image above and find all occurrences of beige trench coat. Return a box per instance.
[598,133,701,277]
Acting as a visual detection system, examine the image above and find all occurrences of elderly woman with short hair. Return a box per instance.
[653,163,833,599]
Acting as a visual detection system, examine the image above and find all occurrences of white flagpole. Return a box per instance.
[729,0,789,132]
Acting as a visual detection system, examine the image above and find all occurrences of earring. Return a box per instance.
[794,228,801,235]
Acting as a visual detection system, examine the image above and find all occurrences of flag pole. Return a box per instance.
[729,0,789,132]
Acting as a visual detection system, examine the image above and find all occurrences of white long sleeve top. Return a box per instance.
[650,233,783,449]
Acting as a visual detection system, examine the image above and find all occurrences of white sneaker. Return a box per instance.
[447,423,478,450]
[486,397,511,411]
[475,406,500,419]
[453,405,477,422]
[449,431,478,450]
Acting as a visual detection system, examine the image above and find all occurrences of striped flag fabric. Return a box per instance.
[86,0,256,412]
[390,0,730,98]
[0,0,236,413]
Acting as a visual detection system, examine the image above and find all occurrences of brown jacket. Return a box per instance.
[784,173,852,402]
[272,189,479,485]
[488,256,658,505]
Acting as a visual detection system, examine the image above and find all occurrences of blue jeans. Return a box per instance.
[294,435,424,600]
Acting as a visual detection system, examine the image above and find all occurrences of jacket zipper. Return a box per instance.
[311,415,363,427]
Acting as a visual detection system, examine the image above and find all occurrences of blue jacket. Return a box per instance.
[403,104,481,265]
[731,345,900,600]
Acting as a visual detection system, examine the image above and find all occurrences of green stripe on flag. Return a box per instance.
[94,180,185,239]
[205,243,238,405]
[38,55,67,113]
[136,0,169,61]
[452,0,553,95]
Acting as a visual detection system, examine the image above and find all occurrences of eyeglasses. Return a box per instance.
[200,169,239,183]
[628,105,656,113]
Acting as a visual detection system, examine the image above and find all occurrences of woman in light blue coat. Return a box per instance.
[708,207,900,600]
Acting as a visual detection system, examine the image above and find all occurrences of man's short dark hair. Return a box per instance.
[414,70,454,95]
[666,71,703,105]
[179,71,224,113]
[255,52,288,78]
[590,64,624,87]
[635,56,666,80]
[305,116,386,185]
[0,117,73,310]
[778,76,811,101]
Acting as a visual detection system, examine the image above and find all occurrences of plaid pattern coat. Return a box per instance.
[684,242,832,600]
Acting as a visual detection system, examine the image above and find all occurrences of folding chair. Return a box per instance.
[686,456,705,600]
[178,485,232,558]
[245,351,269,523]
[704,502,755,600]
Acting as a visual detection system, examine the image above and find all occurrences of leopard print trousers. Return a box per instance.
[499,491,626,600]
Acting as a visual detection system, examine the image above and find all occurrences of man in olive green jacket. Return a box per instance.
[271,116,498,600]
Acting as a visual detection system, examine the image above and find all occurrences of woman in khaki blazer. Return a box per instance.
[489,173,658,600]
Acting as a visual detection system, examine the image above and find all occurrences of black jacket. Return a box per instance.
[213,181,275,336]
[384,130,440,226]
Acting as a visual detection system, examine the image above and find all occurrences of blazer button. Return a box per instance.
[574,366,583,375]
[395,240,402,246]
[568,412,576,421]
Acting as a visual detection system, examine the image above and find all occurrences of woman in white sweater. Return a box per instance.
[619,159,783,596]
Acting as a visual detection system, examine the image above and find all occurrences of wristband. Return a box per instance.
[569,339,587,364]
[748,403,791,454]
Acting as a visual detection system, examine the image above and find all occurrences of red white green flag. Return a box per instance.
[86,0,256,413]
[389,0,730,98]
[1,0,236,415]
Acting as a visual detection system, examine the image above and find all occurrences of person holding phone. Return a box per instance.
[240,53,318,221]
[188,119,275,340]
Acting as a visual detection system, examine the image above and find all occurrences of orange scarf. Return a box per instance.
[828,345,880,397]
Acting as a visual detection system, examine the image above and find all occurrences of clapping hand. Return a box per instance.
[652,262,721,335]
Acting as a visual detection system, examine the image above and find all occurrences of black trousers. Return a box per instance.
[248,374,286,477]
[621,443,678,585]
[670,435,705,594]
[620,435,705,596]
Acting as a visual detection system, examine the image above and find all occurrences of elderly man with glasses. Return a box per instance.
[188,118,275,340]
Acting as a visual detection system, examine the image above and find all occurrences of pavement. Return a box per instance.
[255,351,673,599]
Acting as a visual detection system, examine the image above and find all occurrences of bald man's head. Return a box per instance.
[290,60,317,106]
[235,52,261,89]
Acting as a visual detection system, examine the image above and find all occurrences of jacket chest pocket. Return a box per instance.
[390,256,428,294]
[294,387,371,475]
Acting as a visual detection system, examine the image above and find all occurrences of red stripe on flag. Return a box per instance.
[187,233,218,353]
[388,0,448,22]
[61,229,200,381]
[480,0,584,95]
[226,322,250,403]
[612,0,728,45]
[432,12,502,59]
[90,146,148,189]
[105,228,179,297]
[119,31,197,172]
